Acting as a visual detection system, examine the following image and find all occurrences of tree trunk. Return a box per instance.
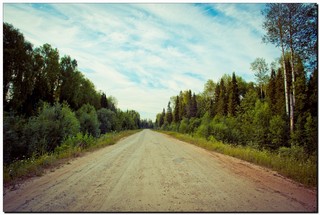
[290,93,294,133]
[289,47,295,132]
[279,21,290,117]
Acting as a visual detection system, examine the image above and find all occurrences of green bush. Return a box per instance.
[179,118,189,134]
[24,103,80,156]
[188,117,201,134]
[55,132,95,158]
[269,115,288,149]
[252,100,271,149]
[209,116,241,144]
[3,112,27,163]
[304,113,317,155]
[195,122,211,139]
[76,104,100,137]
[97,108,116,134]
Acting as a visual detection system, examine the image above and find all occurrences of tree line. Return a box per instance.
[156,3,317,158]
[3,23,153,164]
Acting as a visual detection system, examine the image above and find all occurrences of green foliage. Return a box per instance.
[304,113,317,155]
[97,108,116,134]
[227,72,240,116]
[55,133,95,156]
[269,115,288,149]
[76,104,100,137]
[4,23,103,115]
[252,100,272,149]
[173,96,181,123]
[188,117,201,134]
[3,23,34,114]
[24,103,80,155]
[179,118,189,134]
[165,102,173,124]
[250,57,269,99]
[216,78,228,116]
[3,112,27,164]
[195,113,211,139]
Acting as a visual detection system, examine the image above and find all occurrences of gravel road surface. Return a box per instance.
[3,129,317,212]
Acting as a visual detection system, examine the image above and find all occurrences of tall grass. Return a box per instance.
[4,130,140,185]
[160,131,317,187]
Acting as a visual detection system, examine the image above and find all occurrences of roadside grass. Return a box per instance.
[4,130,140,185]
[159,131,317,187]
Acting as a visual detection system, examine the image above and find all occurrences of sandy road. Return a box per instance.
[3,129,317,212]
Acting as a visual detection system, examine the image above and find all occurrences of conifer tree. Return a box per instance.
[173,96,180,123]
[213,83,220,116]
[166,102,173,124]
[190,93,198,118]
[217,79,227,116]
[228,72,240,116]
[267,69,277,112]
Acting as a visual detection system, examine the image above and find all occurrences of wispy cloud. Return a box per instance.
[3,3,280,120]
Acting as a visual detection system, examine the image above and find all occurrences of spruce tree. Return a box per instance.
[217,79,227,116]
[267,69,277,112]
[173,96,180,123]
[166,102,173,124]
[213,83,220,116]
[228,72,240,116]
[190,93,198,118]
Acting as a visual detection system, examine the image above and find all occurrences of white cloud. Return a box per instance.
[3,3,280,120]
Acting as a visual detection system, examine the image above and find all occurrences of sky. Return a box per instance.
[3,3,281,120]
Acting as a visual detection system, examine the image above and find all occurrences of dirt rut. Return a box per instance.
[3,129,317,212]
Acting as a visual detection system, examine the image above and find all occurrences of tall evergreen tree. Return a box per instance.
[274,68,286,116]
[159,108,165,127]
[179,91,186,119]
[217,79,227,116]
[267,69,277,112]
[173,96,180,123]
[100,93,108,109]
[228,72,240,116]
[186,90,192,119]
[166,102,173,124]
[213,83,220,116]
[190,93,198,118]
[209,99,214,118]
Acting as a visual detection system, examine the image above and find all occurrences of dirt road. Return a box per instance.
[3,130,317,212]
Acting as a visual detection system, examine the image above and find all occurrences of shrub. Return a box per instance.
[76,104,100,137]
[179,118,189,134]
[304,113,317,155]
[55,132,95,157]
[252,100,271,149]
[188,117,201,134]
[23,103,80,156]
[195,122,211,139]
[3,112,27,164]
[268,115,288,150]
[97,108,116,134]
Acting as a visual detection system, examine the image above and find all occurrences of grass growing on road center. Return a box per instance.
[160,131,317,187]
[4,130,140,185]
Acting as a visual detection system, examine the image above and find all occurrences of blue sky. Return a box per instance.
[3,3,280,120]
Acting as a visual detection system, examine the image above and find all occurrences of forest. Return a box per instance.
[3,22,153,164]
[155,3,318,160]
